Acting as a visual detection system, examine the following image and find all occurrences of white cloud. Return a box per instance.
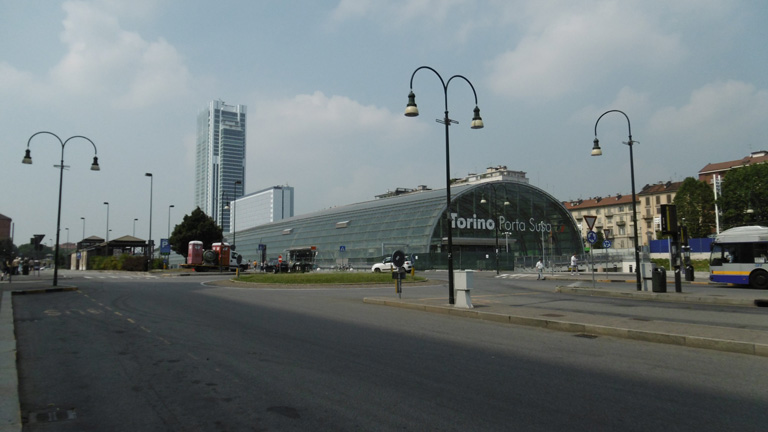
[329,0,471,26]
[648,80,768,146]
[43,1,192,108]
[486,2,685,100]
[248,91,432,211]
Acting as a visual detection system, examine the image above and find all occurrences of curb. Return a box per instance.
[555,286,765,307]
[363,297,768,358]
[0,292,20,432]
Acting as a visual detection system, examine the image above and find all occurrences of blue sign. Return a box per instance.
[160,238,171,255]
[587,230,598,244]
[603,239,612,248]
[258,244,266,251]
[340,246,346,252]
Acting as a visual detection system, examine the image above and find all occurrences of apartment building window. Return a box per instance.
[655,196,661,204]
[645,197,650,206]
[666,194,672,203]
[619,226,626,235]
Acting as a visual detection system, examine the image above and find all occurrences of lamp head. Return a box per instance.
[480,197,487,204]
[470,106,484,129]
[91,156,100,171]
[145,172,152,177]
[404,91,419,117]
[22,149,32,164]
[591,138,603,156]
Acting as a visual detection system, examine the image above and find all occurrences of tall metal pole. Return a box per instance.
[592,110,642,291]
[406,66,484,305]
[104,202,109,256]
[145,173,153,269]
[21,132,99,286]
[233,180,241,249]
[81,217,85,242]
[167,205,174,238]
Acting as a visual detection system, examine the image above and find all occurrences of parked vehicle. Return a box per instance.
[180,241,247,272]
[262,259,289,273]
[371,256,412,273]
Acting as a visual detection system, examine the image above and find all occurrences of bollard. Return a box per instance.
[454,270,474,308]
[652,267,667,293]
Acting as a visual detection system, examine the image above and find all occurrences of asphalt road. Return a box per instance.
[13,271,768,431]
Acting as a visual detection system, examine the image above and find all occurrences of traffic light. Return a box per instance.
[660,205,678,235]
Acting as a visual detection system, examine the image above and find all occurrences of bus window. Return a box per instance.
[710,244,723,266]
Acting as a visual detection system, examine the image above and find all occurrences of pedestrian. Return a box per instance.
[570,254,578,275]
[536,258,544,280]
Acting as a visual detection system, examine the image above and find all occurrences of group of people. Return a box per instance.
[534,254,580,280]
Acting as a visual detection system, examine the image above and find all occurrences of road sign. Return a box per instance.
[340,246,346,252]
[583,215,597,231]
[587,230,598,244]
[278,255,282,263]
[258,244,266,251]
[392,250,406,267]
[160,238,171,255]
[603,239,612,248]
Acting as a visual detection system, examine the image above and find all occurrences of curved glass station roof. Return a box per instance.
[232,181,581,270]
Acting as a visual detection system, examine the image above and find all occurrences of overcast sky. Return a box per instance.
[2,0,767,248]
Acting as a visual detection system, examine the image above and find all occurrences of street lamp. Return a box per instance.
[133,218,138,237]
[21,131,100,286]
[145,173,153,269]
[81,217,85,243]
[65,227,69,254]
[592,109,641,291]
[167,205,174,238]
[103,202,109,256]
[405,66,484,304]
[233,180,242,250]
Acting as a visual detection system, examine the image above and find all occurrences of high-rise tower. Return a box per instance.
[195,100,246,233]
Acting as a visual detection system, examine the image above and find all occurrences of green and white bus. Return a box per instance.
[709,225,768,289]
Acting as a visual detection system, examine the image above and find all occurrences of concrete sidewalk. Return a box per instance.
[1,275,78,432]
[364,272,768,358]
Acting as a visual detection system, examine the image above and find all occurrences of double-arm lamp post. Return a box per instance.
[405,66,484,304]
[591,110,642,291]
[22,131,100,286]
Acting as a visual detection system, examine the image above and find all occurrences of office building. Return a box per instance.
[195,100,247,233]
[229,185,294,233]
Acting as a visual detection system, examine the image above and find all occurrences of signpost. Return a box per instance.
[392,250,406,298]
[586,230,597,289]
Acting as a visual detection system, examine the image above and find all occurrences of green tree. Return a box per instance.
[0,239,17,262]
[168,207,223,257]
[673,177,716,238]
[718,164,768,230]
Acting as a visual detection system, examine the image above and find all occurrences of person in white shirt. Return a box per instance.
[536,259,544,280]
[570,254,578,275]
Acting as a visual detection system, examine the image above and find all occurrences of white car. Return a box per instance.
[371,256,412,273]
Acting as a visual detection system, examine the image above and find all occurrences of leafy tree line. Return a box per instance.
[673,163,768,237]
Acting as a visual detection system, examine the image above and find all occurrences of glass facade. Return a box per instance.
[229,181,581,271]
[195,101,246,233]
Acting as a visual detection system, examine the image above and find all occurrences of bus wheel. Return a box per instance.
[749,270,768,289]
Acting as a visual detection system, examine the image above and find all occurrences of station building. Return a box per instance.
[230,174,582,271]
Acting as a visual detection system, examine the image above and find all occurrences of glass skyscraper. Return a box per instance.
[195,100,246,233]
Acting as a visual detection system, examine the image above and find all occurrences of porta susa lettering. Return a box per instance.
[450,213,553,233]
